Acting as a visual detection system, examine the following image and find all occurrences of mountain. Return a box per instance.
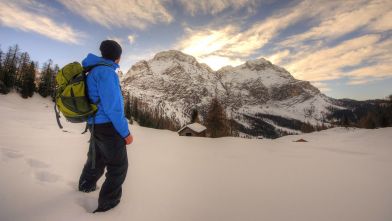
[121,50,344,138]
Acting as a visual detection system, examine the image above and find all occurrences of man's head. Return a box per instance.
[100,40,122,63]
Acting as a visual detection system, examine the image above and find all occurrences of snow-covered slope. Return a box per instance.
[1,93,392,221]
[121,50,343,138]
[122,50,220,128]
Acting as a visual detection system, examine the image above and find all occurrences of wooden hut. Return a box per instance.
[178,123,207,137]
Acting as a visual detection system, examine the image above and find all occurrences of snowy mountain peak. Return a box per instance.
[245,57,271,67]
[153,50,198,64]
[122,50,343,138]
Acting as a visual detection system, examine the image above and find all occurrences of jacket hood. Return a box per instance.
[82,53,119,70]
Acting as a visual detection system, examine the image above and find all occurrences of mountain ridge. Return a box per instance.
[121,50,342,138]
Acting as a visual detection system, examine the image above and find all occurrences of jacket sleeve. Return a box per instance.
[97,69,130,138]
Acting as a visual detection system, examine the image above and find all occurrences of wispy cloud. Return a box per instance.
[178,0,258,15]
[311,82,331,92]
[176,0,345,70]
[281,0,391,47]
[263,49,290,65]
[0,0,83,44]
[272,0,392,85]
[57,0,173,29]
[284,35,387,81]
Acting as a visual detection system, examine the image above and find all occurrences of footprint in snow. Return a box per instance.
[0,148,24,160]
[34,171,60,183]
[26,158,50,168]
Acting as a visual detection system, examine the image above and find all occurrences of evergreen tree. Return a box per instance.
[15,52,30,90]
[38,60,55,97]
[124,92,133,123]
[190,109,200,123]
[21,62,36,98]
[359,112,376,129]
[0,47,7,94]
[132,97,139,121]
[51,64,59,100]
[0,46,3,82]
[300,122,315,133]
[2,45,20,89]
[205,97,230,138]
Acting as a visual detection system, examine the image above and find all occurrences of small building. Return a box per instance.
[178,123,207,137]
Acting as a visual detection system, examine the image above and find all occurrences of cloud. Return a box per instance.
[346,63,392,85]
[128,35,136,44]
[280,34,392,85]
[57,0,173,29]
[263,0,392,85]
[0,0,83,44]
[311,82,331,92]
[367,10,392,32]
[281,0,392,47]
[264,50,290,65]
[178,26,238,57]
[178,0,258,15]
[175,0,350,70]
[199,55,244,70]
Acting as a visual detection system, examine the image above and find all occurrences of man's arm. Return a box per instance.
[97,69,131,140]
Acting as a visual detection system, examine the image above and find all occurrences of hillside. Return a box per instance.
[121,50,343,138]
[1,93,392,221]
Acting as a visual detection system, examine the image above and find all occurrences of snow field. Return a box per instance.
[0,93,392,221]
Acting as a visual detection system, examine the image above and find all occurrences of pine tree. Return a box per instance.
[38,60,54,98]
[0,47,7,94]
[205,97,230,138]
[124,92,133,124]
[131,97,139,121]
[15,52,30,90]
[0,46,3,81]
[21,62,36,98]
[16,52,31,95]
[50,64,59,101]
[2,45,20,89]
[190,109,200,123]
[359,112,376,129]
[300,122,315,133]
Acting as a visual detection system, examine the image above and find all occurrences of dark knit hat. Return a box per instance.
[100,40,122,61]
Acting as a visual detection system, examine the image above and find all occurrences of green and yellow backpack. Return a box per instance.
[54,62,110,131]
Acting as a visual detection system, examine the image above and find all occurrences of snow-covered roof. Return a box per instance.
[178,123,207,133]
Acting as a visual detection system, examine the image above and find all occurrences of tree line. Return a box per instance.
[328,96,392,129]
[123,93,233,138]
[0,44,58,99]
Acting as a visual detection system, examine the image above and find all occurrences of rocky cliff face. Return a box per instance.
[121,50,343,138]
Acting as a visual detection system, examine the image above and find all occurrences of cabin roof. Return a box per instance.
[178,123,207,133]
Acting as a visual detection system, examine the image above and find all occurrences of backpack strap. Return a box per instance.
[83,63,114,74]
[54,103,63,129]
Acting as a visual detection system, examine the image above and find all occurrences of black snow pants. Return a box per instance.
[79,122,128,208]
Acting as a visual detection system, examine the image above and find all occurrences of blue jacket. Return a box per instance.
[82,53,130,138]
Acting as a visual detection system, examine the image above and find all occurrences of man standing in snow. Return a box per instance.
[78,40,133,213]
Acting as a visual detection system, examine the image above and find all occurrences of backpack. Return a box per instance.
[54,62,110,131]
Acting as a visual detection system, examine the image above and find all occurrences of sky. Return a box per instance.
[0,0,391,100]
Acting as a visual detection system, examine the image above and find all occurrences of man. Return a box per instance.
[78,40,133,213]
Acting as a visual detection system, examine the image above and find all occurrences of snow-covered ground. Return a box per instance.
[1,93,392,221]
